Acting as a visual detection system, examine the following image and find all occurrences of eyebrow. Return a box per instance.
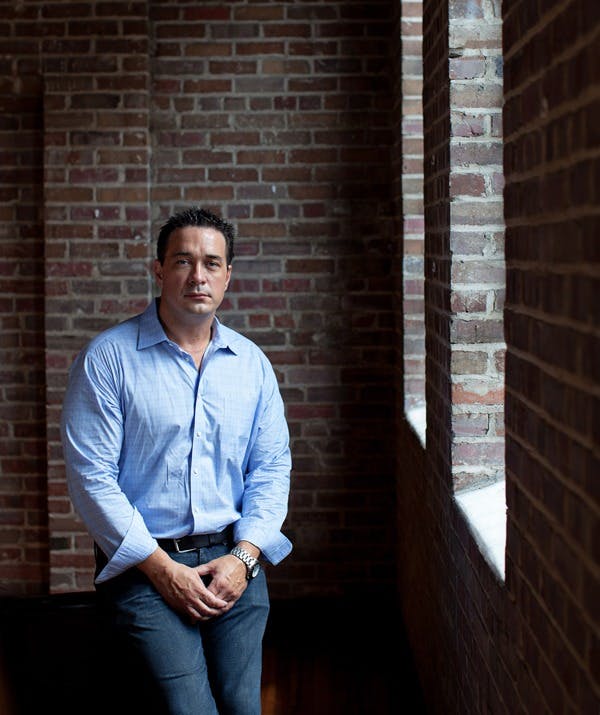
[172,251,224,261]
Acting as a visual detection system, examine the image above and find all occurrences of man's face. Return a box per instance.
[153,226,232,325]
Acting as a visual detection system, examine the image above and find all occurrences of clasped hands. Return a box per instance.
[139,549,248,623]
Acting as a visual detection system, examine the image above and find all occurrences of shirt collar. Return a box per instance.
[137,298,238,354]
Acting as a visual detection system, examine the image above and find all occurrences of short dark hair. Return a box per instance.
[156,207,235,265]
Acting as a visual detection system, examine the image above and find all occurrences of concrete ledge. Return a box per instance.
[455,480,506,580]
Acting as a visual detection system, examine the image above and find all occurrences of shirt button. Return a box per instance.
[196,431,201,437]
[193,469,199,475]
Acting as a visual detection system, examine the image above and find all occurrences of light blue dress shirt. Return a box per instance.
[60,299,292,583]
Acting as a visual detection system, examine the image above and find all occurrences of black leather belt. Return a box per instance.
[157,526,233,553]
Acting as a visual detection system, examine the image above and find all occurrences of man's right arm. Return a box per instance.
[60,347,156,581]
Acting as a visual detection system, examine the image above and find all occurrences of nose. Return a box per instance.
[188,262,207,286]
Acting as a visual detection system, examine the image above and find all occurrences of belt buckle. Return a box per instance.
[174,538,195,553]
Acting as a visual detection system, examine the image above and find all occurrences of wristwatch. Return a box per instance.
[230,545,261,580]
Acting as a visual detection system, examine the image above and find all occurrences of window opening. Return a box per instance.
[448,3,506,579]
[401,0,426,444]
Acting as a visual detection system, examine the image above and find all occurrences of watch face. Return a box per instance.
[250,562,261,579]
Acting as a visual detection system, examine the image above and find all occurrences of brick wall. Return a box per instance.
[1,0,598,712]
[396,0,599,712]
[502,0,598,709]
[1,0,398,599]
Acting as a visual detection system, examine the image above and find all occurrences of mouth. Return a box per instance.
[185,292,210,299]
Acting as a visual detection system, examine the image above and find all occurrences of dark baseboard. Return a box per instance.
[0,592,164,715]
[0,593,425,715]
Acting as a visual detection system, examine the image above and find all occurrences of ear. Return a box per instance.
[224,264,232,291]
[153,259,163,286]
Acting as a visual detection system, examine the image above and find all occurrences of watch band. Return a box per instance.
[230,545,260,580]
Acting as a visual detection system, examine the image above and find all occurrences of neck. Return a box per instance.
[166,327,212,369]
[157,304,214,368]
[162,320,212,347]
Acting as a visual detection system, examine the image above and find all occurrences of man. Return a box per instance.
[60,207,292,714]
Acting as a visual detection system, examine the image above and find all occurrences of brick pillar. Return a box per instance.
[399,0,426,419]
[43,1,152,592]
[448,0,505,490]
[0,2,48,593]
[422,0,452,486]
[423,0,504,491]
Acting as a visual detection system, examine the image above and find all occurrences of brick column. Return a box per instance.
[423,0,505,492]
[422,0,452,485]
[0,2,47,593]
[43,1,152,592]
[448,0,505,490]
[399,0,426,418]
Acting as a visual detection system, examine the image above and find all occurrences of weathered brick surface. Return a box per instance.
[447,0,505,491]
